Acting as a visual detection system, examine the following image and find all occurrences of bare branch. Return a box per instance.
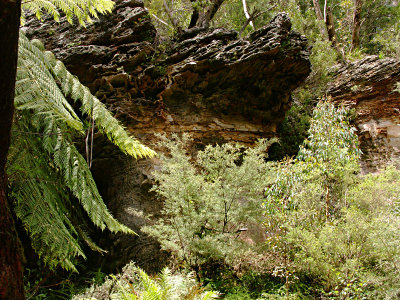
[151,13,170,28]
[163,0,179,28]
[242,0,254,30]
[239,9,267,36]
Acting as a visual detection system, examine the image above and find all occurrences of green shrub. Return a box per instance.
[264,101,400,298]
[143,134,277,273]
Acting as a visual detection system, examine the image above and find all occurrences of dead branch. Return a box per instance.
[163,0,179,28]
[242,0,254,30]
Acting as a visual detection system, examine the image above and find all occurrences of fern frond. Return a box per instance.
[138,269,163,300]
[9,31,157,270]
[17,33,83,131]
[15,34,141,233]
[8,116,84,271]
[21,0,115,26]
[47,46,157,159]
[44,119,134,233]
[22,34,156,159]
[73,263,219,299]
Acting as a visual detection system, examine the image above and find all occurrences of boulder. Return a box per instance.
[328,56,400,172]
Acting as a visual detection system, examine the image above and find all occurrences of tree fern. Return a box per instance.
[8,30,156,270]
[8,115,84,271]
[21,0,115,26]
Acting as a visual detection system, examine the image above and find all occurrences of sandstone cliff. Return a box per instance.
[24,0,311,271]
[328,56,400,172]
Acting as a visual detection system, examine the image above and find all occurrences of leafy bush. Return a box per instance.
[264,101,400,298]
[72,102,400,299]
[143,135,277,272]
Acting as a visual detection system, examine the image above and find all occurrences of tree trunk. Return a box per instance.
[325,6,338,47]
[312,0,328,39]
[242,0,254,30]
[325,6,347,64]
[188,0,199,29]
[197,0,224,27]
[0,0,25,299]
[350,0,363,51]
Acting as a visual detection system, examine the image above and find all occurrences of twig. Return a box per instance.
[242,0,254,30]
[163,0,179,28]
[239,9,267,36]
[151,13,170,27]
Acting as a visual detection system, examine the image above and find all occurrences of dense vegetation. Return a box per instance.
[1,0,400,299]
[75,102,400,299]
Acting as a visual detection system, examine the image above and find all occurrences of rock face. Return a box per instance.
[24,0,311,272]
[328,56,400,172]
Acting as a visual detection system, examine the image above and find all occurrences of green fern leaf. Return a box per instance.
[9,31,157,271]
[21,0,115,26]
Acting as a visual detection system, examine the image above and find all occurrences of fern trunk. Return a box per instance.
[0,0,25,299]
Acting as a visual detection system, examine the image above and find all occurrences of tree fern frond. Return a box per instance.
[21,0,115,26]
[9,31,158,271]
[40,116,134,234]
[8,110,133,271]
[45,45,157,159]
[76,227,107,254]
[17,33,83,131]
[8,116,84,272]
[19,33,156,159]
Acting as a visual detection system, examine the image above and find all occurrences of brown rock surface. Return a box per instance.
[24,0,311,272]
[328,56,400,172]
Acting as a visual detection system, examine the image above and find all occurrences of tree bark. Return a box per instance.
[325,6,347,64]
[242,0,254,30]
[325,6,338,47]
[312,0,328,39]
[197,0,224,27]
[188,9,199,28]
[0,0,25,299]
[188,0,199,29]
[350,0,363,51]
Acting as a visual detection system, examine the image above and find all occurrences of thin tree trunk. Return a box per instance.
[325,6,338,47]
[242,0,254,30]
[0,0,25,299]
[197,0,225,27]
[325,6,347,64]
[312,0,328,39]
[163,0,178,29]
[188,0,199,28]
[350,0,363,51]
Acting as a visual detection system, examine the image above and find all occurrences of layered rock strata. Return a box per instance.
[24,0,311,271]
[328,56,400,172]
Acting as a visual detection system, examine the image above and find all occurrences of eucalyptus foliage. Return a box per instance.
[263,101,400,298]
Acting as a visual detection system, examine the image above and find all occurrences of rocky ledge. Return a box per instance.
[328,56,400,172]
[24,0,311,272]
